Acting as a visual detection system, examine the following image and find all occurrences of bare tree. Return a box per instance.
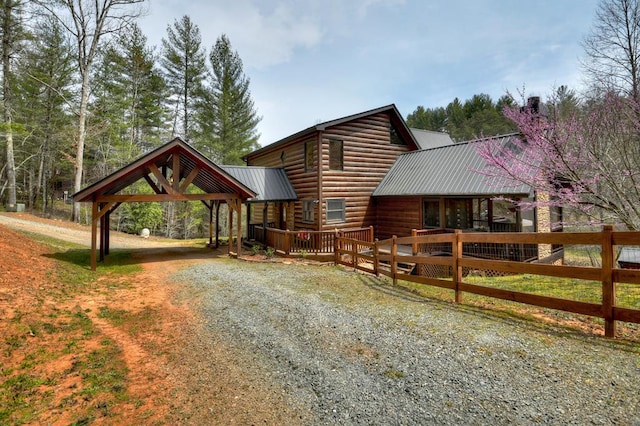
[34,0,145,222]
[582,0,640,101]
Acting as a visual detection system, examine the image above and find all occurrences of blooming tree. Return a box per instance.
[477,93,640,230]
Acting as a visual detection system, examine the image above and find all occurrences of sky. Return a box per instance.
[138,0,601,146]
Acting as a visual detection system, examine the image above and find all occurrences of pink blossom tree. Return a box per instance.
[477,93,640,230]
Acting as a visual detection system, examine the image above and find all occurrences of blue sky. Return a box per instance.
[138,0,600,146]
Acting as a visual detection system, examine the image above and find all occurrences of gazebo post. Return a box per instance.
[228,200,233,256]
[91,200,98,271]
[215,201,221,248]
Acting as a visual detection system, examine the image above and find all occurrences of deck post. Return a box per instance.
[369,225,374,243]
[334,230,340,265]
[374,241,379,276]
[602,225,615,338]
[453,230,462,303]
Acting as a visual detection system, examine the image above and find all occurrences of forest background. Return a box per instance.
[1,0,639,236]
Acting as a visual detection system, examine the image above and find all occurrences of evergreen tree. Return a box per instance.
[0,0,25,209]
[196,34,261,164]
[160,15,207,143]
[15,16,75,211]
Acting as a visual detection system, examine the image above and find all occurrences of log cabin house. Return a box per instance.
[242,104,559,261]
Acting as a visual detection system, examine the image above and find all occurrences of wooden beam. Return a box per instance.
[148,163,176,195]
[172,151,180,192]
[96,193,235,202]
[91,201,98,271]
[179,166,200,193]
[143,174,163,194]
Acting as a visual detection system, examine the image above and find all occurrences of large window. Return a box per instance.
[326,198,345,223]
[329,139,343,170]
[305,140,315,172]
[302,200,314,223]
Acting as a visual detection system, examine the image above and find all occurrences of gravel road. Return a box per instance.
[173,259,640,425]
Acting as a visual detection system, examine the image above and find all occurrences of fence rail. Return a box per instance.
[335,226,640,338]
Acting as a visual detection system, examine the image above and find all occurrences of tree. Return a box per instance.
[406,105,447,132]
[15,16,76,211]
[35,0,146,222]
[0,0,25,209]
[582,0,640,101]
[195,34,261,164]
[478,93,640,230]
[90,23,167,173]
[160,15,207,143]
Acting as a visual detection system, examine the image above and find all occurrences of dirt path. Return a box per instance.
[0,212,298,424]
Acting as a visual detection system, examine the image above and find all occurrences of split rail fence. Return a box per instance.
[335,226,640,338]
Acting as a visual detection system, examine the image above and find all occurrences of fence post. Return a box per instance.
[334,230,340,265]
[601,225,616,338]
[284,230,291,255]
[453,230,462,304]
[412,229,417,255]
[369,225,375,243]
[391,235,398,286]
[374,241,379,276]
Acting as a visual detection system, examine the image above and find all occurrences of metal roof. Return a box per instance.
[373,134,532,197]
[409,128,454,150]
[245,104,419,160]
[73,138,256,202]
[220,166,298,202]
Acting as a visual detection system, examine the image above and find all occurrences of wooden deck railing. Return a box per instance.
[251,225,374,257]
[336,226,640,338]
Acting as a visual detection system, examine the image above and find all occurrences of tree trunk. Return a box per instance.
[71,71,90,222]
[2,0,16,208]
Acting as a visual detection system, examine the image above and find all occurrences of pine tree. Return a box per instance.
[15,16,75,211]
[196,34,261,165]
[160,15,207,143]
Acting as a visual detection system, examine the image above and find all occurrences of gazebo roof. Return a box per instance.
[73,137,256,202]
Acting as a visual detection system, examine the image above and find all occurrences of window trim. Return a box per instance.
[326,198,346,223]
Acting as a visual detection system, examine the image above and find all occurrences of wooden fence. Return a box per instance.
[335,226,640,338]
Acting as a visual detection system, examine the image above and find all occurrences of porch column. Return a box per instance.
[91,200,98,271]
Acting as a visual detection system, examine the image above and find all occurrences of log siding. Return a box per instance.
[246,111,413,233]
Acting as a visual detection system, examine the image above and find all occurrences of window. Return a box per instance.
[326,198,345,223]
[302,200,314,223]
[305,140,315,171]
[390,123,406,145]
[329,139,343,170]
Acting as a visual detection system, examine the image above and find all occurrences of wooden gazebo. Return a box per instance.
[73,138,256,270]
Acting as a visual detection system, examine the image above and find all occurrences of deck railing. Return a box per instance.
[336,226,640,338]
[251,225,374,257]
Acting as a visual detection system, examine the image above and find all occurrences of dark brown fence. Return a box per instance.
[335,226,640,338]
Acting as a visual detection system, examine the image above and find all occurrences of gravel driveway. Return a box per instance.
[173,259,640,425]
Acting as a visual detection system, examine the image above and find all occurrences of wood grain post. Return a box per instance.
[374,241,379,276]
[453,230,462,304]
[412,229,417,256]
[391,235,398,286]
[601,225,615,338]
[334,230,340,265]
[91,200,98,271]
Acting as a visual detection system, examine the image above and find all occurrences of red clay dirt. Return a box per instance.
[0,212,304,425]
